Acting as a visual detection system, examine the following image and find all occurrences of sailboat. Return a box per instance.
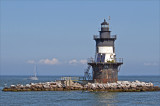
[29,64,38,80]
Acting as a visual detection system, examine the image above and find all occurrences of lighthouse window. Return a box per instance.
[102,25,106,28]
[97,54,101,62]
[96,53,105,62]
[101,54,105,62]
[102,25,108,28]
[104,65,108,69]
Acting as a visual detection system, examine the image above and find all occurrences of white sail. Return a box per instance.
[29,64,38,80]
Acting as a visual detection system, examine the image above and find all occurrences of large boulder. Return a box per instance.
[43,85,50,89]
[26,84,31,88]
[57,83,62,88]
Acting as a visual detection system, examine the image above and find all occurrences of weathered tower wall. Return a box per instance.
[88,63,121,83]
[93,68,118,83]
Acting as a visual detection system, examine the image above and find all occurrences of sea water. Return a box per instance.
[0,76,160,106]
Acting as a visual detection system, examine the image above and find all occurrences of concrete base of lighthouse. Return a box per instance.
[88,63,122,83]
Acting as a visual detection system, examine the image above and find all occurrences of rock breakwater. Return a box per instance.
[2,80,160,92]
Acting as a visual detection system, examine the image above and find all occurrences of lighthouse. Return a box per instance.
[88,19,123,83]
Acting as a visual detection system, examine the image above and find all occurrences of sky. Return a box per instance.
[0,0,160,76]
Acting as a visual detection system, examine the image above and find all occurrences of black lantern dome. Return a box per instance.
[101,19,109,31]
[101,19,109,25]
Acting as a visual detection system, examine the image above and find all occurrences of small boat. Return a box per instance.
[29,64,38,80]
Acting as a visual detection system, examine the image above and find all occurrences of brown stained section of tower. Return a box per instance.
[90,63,119,83]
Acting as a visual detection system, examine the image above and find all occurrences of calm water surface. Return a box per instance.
[0,76,160,106]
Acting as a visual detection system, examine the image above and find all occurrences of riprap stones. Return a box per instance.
[2,80,160,92]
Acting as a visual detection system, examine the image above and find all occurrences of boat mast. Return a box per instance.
[34,64,37,77]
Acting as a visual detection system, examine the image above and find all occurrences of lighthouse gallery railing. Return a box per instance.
[88,57,123,63]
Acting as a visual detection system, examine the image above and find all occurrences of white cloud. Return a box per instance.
[69,59,87,65]
[27,58,87,65]
[79,59,87,64]
[69,59,78,64]
[144,62,159,66]
[39,58,59,65]
[27,60,35,64]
